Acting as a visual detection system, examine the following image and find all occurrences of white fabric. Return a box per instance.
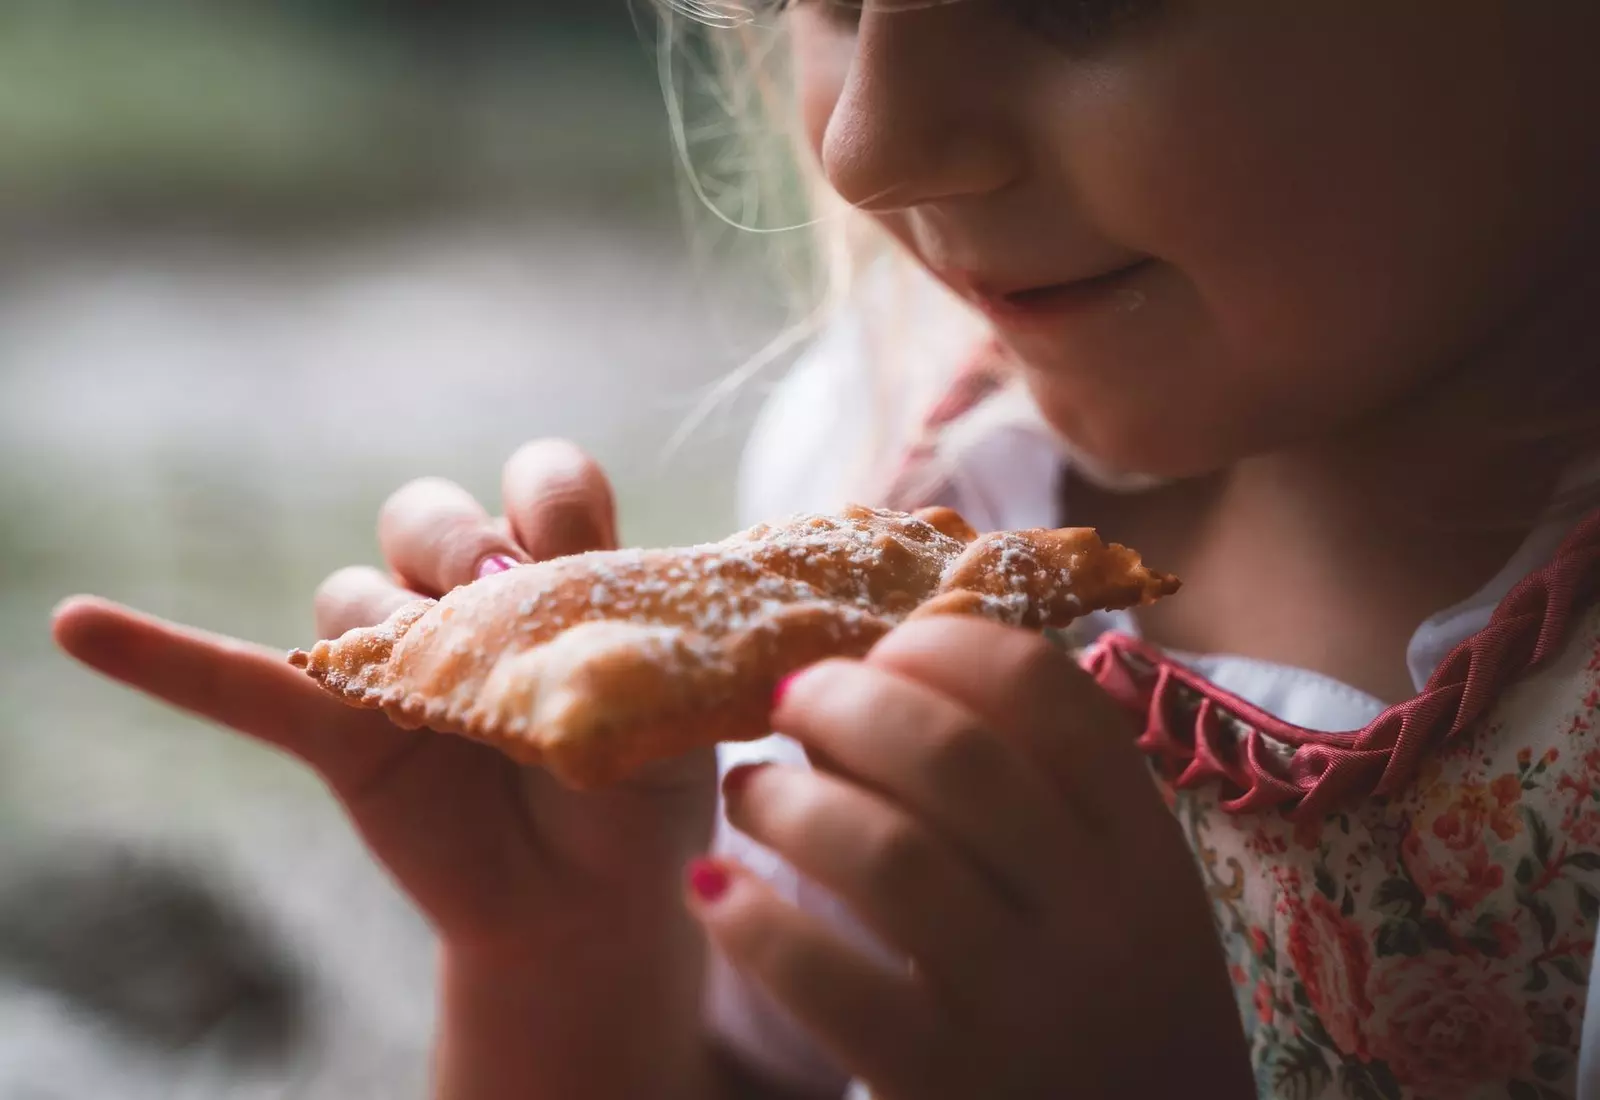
[735,305,882,525]
[1407,453,1600,691]
[710,336,1600,1096]
[736,261,989,527]
[1585,949,1600,1099]
[924,387,1066,533]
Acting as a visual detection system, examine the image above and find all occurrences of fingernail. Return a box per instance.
[475,554,520,579]
[772,672,801,709]
[687,858,731,904]
[722,762,768,797]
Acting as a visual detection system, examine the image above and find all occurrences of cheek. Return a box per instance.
[1028,11,1545,472]
[1106,97,1496,389]
[798,78,833,167]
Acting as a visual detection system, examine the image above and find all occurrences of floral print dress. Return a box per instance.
[888,349,1600,1099]
[717,334,1600,1099]
[1085,532,1600,1100]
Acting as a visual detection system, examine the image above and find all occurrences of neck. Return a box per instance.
[1072,271,1598,701]
[1083,459,1542,704]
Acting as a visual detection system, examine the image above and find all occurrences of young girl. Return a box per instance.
[49,1,1600,1097]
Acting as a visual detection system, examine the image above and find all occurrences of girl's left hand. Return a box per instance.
[688,617,1255,1100]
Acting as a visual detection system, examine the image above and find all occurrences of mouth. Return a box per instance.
[960,258,1155,325]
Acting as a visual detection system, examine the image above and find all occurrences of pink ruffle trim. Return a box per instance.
[1083,509,1600,821]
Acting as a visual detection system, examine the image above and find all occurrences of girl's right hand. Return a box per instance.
[52,440,732,1100]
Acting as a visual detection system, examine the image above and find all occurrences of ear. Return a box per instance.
[912,506,978,544]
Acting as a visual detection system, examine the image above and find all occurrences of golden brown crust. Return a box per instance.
[289,505,1177,788]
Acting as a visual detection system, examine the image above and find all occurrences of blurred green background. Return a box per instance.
[0,2,784,1095]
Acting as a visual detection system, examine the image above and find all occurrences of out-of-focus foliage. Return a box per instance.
[0,2,786,1095]
[0,0,671,222]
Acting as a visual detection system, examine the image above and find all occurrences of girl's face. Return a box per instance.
[787,1,1600,476]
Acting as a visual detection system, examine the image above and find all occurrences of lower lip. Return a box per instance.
[975,260,1154,327]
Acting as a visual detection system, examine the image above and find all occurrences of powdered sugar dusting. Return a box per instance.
[506,507,964,646]
[288,506,1172,787]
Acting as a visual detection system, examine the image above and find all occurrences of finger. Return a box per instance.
[379,477,524,597]
[721,763,1015,991]
[501,439,617,558]
[313,565,425,640]
[771,661,1070,907]
[52,596,401,788]
[687,859,943,1097]
[868,617,1153,827]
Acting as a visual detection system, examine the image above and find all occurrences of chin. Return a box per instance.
[1074,432,1238,483]
[1026,381,1266,483]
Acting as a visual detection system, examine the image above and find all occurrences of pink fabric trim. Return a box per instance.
[1083,508,1600,821]
[922,341,1009,429]
[881,340,1010,512]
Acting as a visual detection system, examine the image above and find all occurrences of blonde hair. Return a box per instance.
[652,1,989,499]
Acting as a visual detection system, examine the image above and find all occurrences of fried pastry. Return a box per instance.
[289,505,1178,788]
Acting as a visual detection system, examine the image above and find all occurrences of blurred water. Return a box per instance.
[0,214,779,1095]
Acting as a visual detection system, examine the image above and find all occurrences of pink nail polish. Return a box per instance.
[475,554,520,579]
[687,858,730,903]
[722,762,767,797]
[772,672,801,709]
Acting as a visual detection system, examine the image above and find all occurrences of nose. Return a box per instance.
[820,3,1025,213]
